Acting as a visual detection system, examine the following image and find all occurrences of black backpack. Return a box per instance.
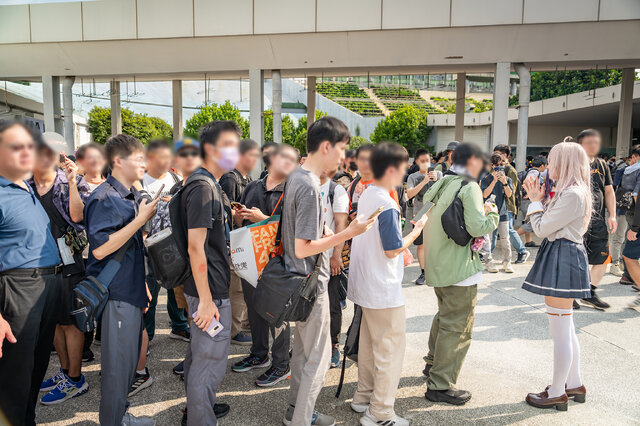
[145,172,219,289]
[432,176,473,246]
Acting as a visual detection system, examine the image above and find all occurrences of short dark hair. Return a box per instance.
[262,141,277,152]
[631,145,640,158]
[75,142,105,160]
[105,134,145,167]
[452,142,484,167]
[307,116,350,154]
[531,155,548,168]
[356,143,375,158]
[414,148,430,161]
[490,153,503,166]
[370,142,409,179]
[239,138,260,155]
[493,144,511,156]
[345,149,356,159]
[273,143,299,159]
[199,120,242,157]
[0,120,32,144]
[577,129,601,144]
[146,139,171,153]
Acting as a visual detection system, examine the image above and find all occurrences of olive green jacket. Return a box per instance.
[422,175,499,287]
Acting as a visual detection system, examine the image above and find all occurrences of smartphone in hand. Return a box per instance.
[191,311,224,337]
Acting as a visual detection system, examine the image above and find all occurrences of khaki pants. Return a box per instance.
[288,290,331,425]
[230,267,250,337]
[352,305,406,421]
[426,285,477,390]
[174,284,188,312]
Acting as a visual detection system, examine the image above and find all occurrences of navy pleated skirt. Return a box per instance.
[522,238,591,299]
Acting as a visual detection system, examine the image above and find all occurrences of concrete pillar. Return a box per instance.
[110,80,122,136]
[272,70,282,144]
[307,76,316,130]
[491,62,510,149]
[249,69,264,179]
[455,72,465,142]
[172,80,183,141]
[514,64,530,171]
[42,75,63,134]
[62,76,75,151]
[616,68,635,158]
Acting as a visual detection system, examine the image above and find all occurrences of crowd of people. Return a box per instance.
[0,115,638,426]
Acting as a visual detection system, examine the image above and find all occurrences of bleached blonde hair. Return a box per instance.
[546,142,592,228]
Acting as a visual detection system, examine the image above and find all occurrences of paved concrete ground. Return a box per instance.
[37,250,640,425]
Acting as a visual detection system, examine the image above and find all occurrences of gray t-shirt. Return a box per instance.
[407,170,441,211]
[282,167,331,293]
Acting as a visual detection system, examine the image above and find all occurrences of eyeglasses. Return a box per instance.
[178,150,199,158]
[5,142,34,152]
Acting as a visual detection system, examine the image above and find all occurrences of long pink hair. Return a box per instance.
[546,142,592,228]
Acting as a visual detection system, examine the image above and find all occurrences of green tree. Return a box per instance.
[184,101,249,139]
[87,106,173,145]
[263,109,297,145]
[370,105,431,154]
[349,135,369,149]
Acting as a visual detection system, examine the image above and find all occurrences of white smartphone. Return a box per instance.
[191,311,224,337]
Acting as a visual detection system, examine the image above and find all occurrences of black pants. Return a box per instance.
[0,268,61,426]
[242,278,290,370]
[328,274,344,346]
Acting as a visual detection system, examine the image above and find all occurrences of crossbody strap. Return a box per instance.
[95,239,133,287]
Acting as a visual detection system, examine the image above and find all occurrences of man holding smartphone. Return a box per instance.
[406,149,441,285]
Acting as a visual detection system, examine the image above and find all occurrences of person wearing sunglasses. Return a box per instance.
[0,121,63,425]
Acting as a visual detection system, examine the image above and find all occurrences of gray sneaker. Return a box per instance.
[283,405,336,426]
[121,412,155,426]
[628,294,640,310]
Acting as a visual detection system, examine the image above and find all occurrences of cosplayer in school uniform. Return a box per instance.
[521,142,592,411]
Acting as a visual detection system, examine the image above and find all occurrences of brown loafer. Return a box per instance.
[526,390,568,411]
[545,384,587,403]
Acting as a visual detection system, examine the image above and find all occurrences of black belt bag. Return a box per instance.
[252,182,323,328]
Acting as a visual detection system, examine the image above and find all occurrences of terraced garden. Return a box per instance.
[316,82,369,99]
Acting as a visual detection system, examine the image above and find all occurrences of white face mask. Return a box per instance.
[419,162,429,172]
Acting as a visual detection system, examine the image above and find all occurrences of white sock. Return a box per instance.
[546,305,573,398]
[136,369,146,375]
[565,314,583,389]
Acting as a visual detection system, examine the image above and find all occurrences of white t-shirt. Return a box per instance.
[320,179,349,233]
[348,185,405,309]
[142,172,178,199]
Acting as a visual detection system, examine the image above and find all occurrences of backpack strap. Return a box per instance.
[328,180,338,207]
[348,175,361,204]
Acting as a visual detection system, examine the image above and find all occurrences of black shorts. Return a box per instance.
[58,273,84,326]
[583,222,611,265]
[413,223,424,246]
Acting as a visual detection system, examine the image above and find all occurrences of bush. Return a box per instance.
[87,106,173,145]
[370,105,431,154]
[349,135,369,149]
[185,101,249,140]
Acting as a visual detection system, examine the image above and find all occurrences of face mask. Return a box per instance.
[218,147,239,172]
[419,163,429,172]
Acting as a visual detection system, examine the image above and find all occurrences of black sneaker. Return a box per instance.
[422,363,432,377]
[515,251,530,264]
[128,368,153,397]
[231,354,270,373]
[573,300,580,310]
[525,241,539,248]
[425,387,472,405]
[581,286,610,310]
[82,349,94,363]
[181,404,230,425]
[620,275,634,285]
[255,366,291,387]
[173,360,184,376]
[415,272,426,286]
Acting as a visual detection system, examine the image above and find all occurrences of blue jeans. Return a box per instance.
[144,272,189,341]
[508,212,526,254]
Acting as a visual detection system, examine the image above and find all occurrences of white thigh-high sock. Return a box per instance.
[565,314,583,389]
[546,305,573,398]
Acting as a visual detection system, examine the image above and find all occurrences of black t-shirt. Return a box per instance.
[240,178,284,227]
[181,169,231,300]
[219,169,251,203]
[590,158,613,224]
[36,188,84,275]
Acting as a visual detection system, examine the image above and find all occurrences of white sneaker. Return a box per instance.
[485,262,499,273]
[360,408,409,426]
[350,401,369,413]
[502,262,514,273]
[610,262,624,277]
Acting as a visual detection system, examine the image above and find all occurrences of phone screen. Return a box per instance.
[411,201,434,224]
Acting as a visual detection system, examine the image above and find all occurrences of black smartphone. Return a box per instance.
[427,166,435,173]
[411,201,434,224]
[153,184,166,201]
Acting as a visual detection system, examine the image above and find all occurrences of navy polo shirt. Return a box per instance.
[84,175,147,307]
[0,177,61,271]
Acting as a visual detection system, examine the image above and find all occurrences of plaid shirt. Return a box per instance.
[28,168,91,232]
